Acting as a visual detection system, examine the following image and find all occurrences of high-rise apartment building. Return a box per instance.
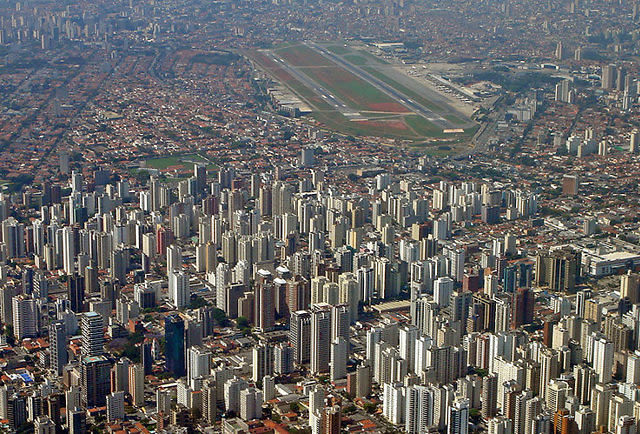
[310,304,332,374]
[81,311,104,357]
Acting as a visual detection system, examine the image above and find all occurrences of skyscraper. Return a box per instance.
[202,378,217,424]
[323,405,341,434]
[81,355,112,408]
[225,377,248,414]
[6,393,26,431]
[81,312,104,357]
[630,130,639,154]
[255,269,275,332]
[555,41,565,60]
[592,336,613,384]
[399,325,419,373]
[300,148,315,168]
[274,343,294,375]
[141,341,153,375]
[187,346,212,382]
[330,304,349,342]
[338,273,359,323]
[110,249,127,285]
[2,218,25,259]
[165,314,186,378]
[405,385,435,434]
[290,310,311,365]
[448,398,469,434]
[67,274,85,313]
[309,385,326,429]
[169,270,189,309]
[535,247,580,292]
[330,336,347,381]
[511,288,534,329]
[310,304,332,374]
[262,374,275,402]
[601,64,616,89]
[67,407,86,434]
[383,383,405,425]
[194,164,206,193]
[482,374,498,420]
[434,276,454,307]
[128,364,145,407]
[252,342,274,383]
[12,295,38,340]
[62,226,75,275]
[106,391,125,422]
[448,248,465,282]
[111,358,130,393]
[166,244,183,275]
[49,320,67,375]
[356,364,372,398]
[239,387,263,421]
[546,380,570,412]
[84,266,98,295]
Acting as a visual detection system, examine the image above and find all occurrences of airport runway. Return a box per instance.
[306,41,453,129]
[264,51,364,120]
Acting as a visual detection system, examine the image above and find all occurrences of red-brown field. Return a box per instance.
[276,45,334,68]
[354,119,410,131]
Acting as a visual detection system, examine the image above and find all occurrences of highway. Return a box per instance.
[466,105,504,155]
[306,41,452,129]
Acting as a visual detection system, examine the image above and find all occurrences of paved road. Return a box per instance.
[264,51,363,119]
[466,106,504,155]
[306,41,453,129]
[469,117,497,154]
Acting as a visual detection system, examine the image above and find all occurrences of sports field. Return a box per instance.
[144,153,216,171]
[248,42,477,146]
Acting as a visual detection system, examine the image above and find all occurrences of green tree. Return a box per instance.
[363,402,377,414]
[237,316,248,327]
[4,325,15,345]
[212,308,229,327]
[188,295,208,309]
[474,368,488,377]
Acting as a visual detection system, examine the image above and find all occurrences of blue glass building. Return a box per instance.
[165,314,185,377]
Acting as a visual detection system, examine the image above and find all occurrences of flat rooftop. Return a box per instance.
[372,300,411,313]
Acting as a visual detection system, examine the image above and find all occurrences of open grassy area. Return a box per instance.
[326,45,350,55]
[463,124,480,136]
[275,44,334,68]
[405,115,446,138]
[362,66,444,113]
[343,54,368,65]
[444,114,468,126]
[312,67,409,113]
[358,50,389,64]
[311,111,422,140]
[144,153,215,170]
